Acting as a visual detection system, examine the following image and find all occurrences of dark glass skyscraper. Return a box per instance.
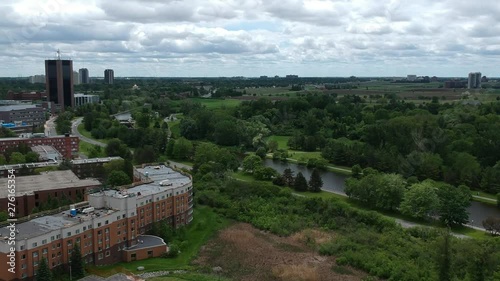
[104,69,114,84]
[45,59,74,109]
[79,68,89,84]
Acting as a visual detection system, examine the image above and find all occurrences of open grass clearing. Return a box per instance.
[86,206,229,277]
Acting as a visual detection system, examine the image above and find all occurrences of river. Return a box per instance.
[264,159,500,226]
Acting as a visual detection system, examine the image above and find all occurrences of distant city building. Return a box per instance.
[468,72,482,89]
[74,93,100,106]
[79,68,89,84]
[0,104,45,126]
[6,91,46,101]
[260,75,268,79]
[285,74,299,78]
[481,76,488,82]
[444,80,466,89]
[45,51,75,110]
[28,75,45,84]
[0,134,78,159]
[431,76,439,82]
[104,69,114,84]
[407,75,417,81]
[73,71,80,85]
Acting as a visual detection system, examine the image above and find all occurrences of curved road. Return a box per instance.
[72,117,107,147]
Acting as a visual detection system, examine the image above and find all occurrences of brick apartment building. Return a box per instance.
[0,135,79,159]
[0,165,193,281]
[6,91,47,101]
[0,170,101,217]
[0,156,123,179]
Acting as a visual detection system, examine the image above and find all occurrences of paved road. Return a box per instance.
[44,116,57,136]
[472,195,497,204]
[72,117,107,147]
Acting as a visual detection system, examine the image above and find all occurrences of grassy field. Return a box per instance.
[267,135,290,149]
[79,140,106,158]
[169,120,181,138]
[86,206,229,277]
[77,123,109,144]
[189,98,242,109]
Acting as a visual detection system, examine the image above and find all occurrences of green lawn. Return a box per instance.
[189,98,242,109]
[86,206,229,277]
[267,135,290,149]
[79,141,106,158]
[77,123,109,144]
[169,120,181,138]
[230,171,259,182]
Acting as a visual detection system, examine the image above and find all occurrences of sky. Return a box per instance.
[0,0,499,77]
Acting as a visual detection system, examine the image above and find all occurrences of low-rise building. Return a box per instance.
[0,105,45,126]
[70,157,123,179]
[0,135,79,159]
[30,145,62,161]
[0,170,101,217]
[74,94,100,107]
[0,165,193,281]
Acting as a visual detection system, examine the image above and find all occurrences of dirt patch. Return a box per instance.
[193,223,364,281]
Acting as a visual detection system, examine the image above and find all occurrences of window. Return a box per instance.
[33,252,38,258]
[105,228,109,233]
[21,254,26,259]
[98,253,103,260]
[21,264,26,269]
[98,223,101,227]
[105,251,110,257]
[98,230,102,235]
[42,248,48,254]
[105,220,109,224]
[147,250,153,258]
[32,242,37,247]
[51,236,55,241]
[56,234,61,239]
[42,239,47,245]
[76,229,80,234]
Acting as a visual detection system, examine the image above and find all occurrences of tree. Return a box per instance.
[436,183,471,226]
[0,154,7,165]
[166,139,175,157]
[25,151,39,163]
[9,152,25,164]
[105,138,131,159]
[374,173,407,211]
[213,120,240,146]
[254,166,278,181]
[172,138,193,160]
[134,145,157,164]
[293,172,308,192]
[437,230,451,281]
[267,140,278,152]
[70,243,85,279]
[308,169,323,192]
[107,170,131,187]
[351,164,362,179]
[242,155,262,173]
[400,181,439,220]
[282,168,295,186]
[36,257,53,281]
[255,146,267,159]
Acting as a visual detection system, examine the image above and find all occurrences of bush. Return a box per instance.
[167,243,180,258]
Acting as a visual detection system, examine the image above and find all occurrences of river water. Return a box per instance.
[264,159,500,226]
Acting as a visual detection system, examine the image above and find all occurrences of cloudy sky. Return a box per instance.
[0,0,499,77]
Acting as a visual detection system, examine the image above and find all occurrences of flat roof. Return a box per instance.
[0,207,118,241]
[74,94,99,98]
[90,165,191,199]
[0,134,77,142]
[71,157,122,165]
[0,104,40,111]
[123,235,166,251]
[0,170,101,198]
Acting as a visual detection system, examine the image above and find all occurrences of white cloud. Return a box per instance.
[1,0,500,77]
